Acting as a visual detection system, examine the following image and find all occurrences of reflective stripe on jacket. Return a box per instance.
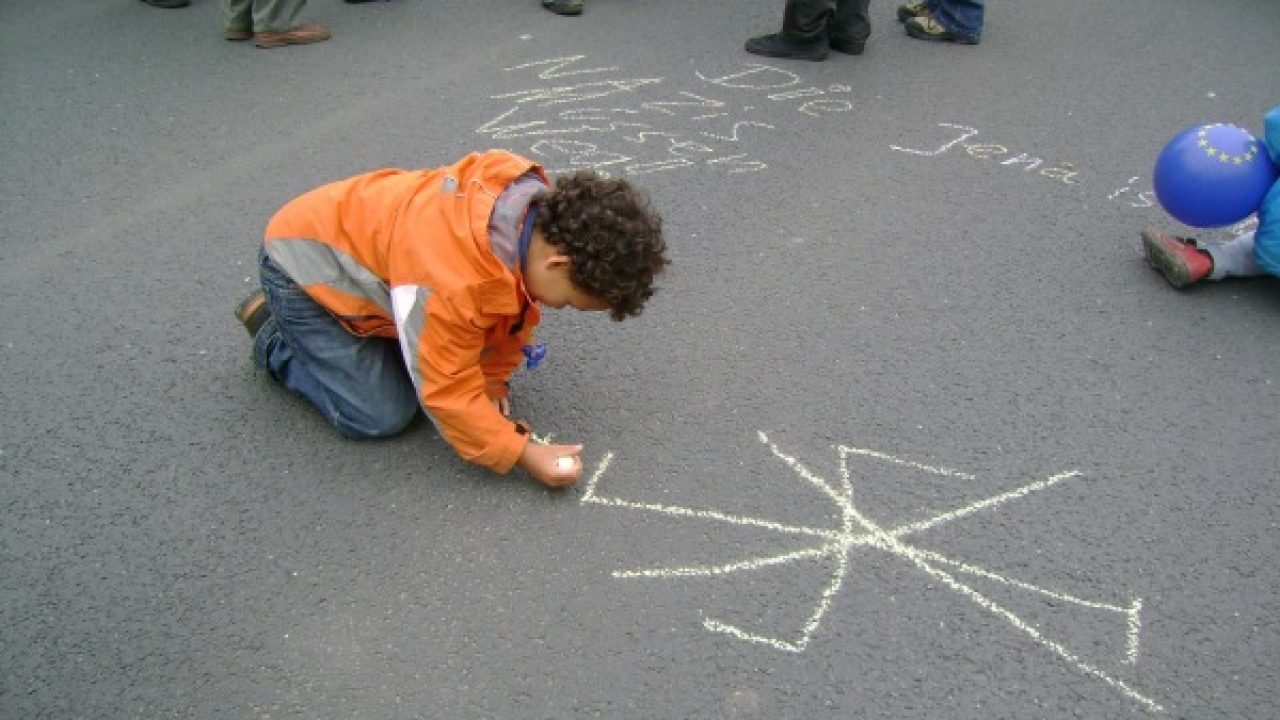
[263,150,548,472]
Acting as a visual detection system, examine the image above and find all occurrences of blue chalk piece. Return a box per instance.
[522,342,547,370]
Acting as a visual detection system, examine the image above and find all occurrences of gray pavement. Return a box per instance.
[2,0,1279,718]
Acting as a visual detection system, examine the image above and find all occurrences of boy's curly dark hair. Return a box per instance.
[533,171,669,321]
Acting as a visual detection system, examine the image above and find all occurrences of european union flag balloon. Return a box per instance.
[1154,123,1278,228]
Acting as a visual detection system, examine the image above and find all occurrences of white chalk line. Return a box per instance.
[839,444,978,481]
[580,434,1160,710]
[504,55,619,79]
[884,469,1081,540]
[840,484,1160,713]
[703,544,852,653]
[756,431,853,521]
[613,544,838,579]
[897,538,1161,712]
[582,450,841,541]
[583,492,841,541]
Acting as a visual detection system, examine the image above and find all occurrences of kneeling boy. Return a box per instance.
[234,150,668,487]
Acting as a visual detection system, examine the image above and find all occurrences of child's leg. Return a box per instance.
[1203,232,1263,280]
[253,248,419,438]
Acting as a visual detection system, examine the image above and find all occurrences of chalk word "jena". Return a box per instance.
[891,122,1082,185]
[890,122,1169,211]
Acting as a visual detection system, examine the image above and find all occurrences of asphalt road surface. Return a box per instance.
[2,1,1279,718]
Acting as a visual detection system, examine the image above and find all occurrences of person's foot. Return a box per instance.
[542,0,583,15]
[896,1,930,22]
[829,35,866,54]
[235,290,272,337]
[224,27,253,41]
[904,15,978,44]
[254,22,331,49]
[745,32,829,61]
[1141,229,1213,288]
[141,0,190,8]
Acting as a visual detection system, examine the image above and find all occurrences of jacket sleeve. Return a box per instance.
[392,283,528,473]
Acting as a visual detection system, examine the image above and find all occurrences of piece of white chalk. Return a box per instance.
[556,456,576,471]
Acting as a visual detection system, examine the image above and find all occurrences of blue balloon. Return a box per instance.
[1153,123,1278,228]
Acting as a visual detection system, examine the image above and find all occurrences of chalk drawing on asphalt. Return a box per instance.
[579,432,1163,712]
[476,56,853,178]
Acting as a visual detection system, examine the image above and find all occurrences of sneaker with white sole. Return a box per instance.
[904,15,978,44]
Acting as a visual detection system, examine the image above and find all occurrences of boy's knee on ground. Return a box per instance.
[330,382,420,439]
[334,400,419,439]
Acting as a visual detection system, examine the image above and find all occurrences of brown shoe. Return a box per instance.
[254,22,331,49]
[224,27,252,41]
[234,290,271,337]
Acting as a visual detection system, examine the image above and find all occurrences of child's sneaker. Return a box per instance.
[904,15,978,44]
[235,290,271,337]
[1140,229,1213,288]
[897,1,930,22]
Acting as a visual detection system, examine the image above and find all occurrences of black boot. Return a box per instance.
[829,0,871,54]
[745,0,831,61]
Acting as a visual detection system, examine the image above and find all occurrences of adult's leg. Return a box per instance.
[252,0,305,32]
[831,0,871,52]
[925,0,984,41]
[745,0,833,60]
[781,0,835,41]
[223,0,253,32]
[253,248,419,438]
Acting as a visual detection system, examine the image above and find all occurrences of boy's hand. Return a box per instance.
[517,440,584,488]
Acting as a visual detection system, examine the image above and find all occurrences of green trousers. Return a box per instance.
[222,0,307,33]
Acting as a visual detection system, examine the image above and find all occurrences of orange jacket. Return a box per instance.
[263,150,548,472]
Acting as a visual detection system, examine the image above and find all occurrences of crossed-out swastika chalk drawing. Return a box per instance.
[475,56,853,177]
[578,432,1164,712]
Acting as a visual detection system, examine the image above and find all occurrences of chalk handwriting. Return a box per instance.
[477,56,850,178]
[480,57,1204,229]
[889,122,1185,216]
[891,123,1081,185]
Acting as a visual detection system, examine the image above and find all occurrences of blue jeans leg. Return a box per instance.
[252,248,419,439]
[926,0,984,41]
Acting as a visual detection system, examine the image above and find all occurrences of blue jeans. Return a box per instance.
[926,0,984,42]
[253,248,420,438]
